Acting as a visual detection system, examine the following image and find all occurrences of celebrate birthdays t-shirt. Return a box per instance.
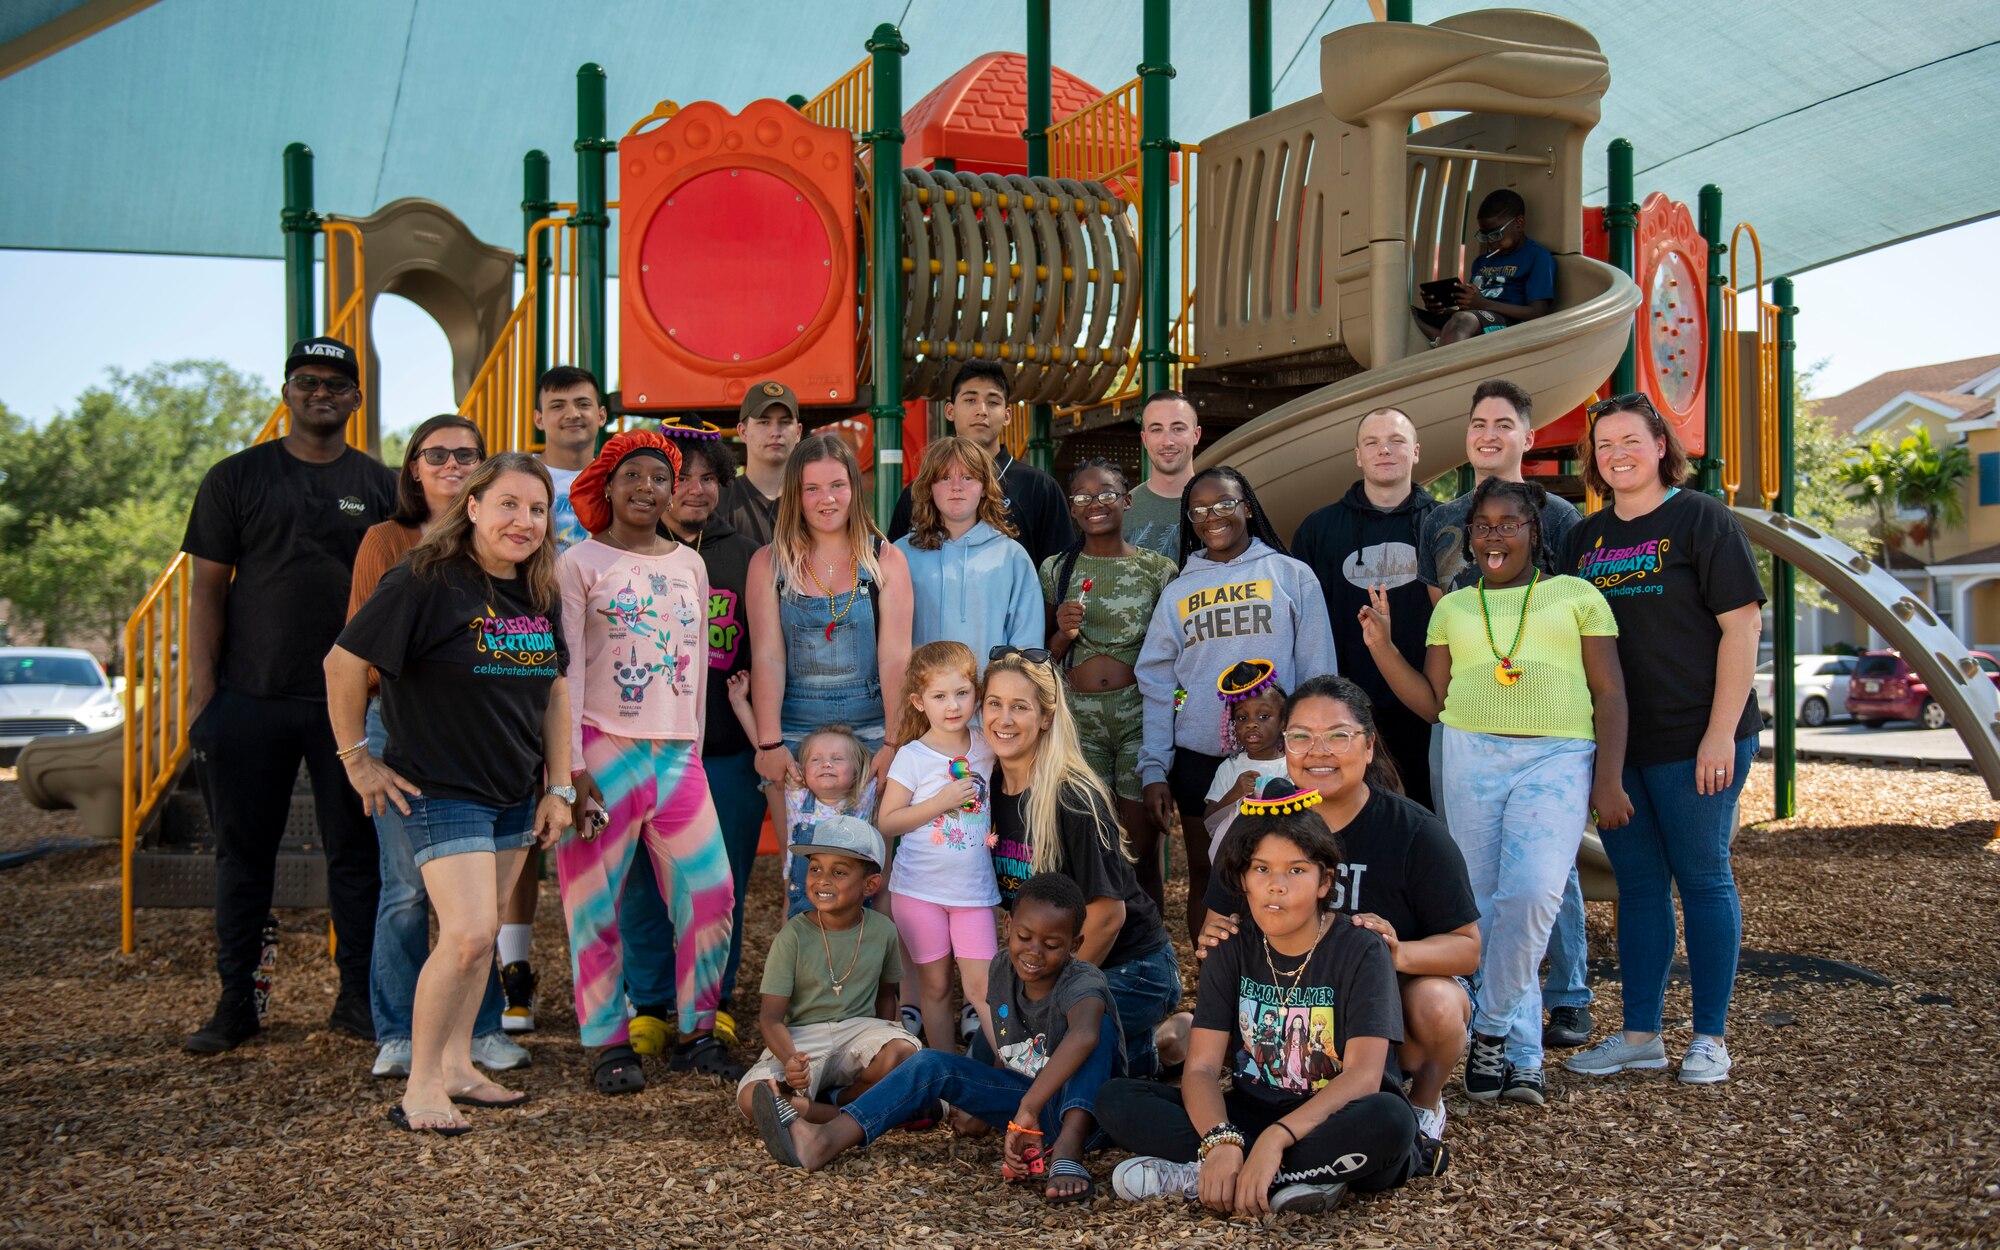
[338,556,567,807]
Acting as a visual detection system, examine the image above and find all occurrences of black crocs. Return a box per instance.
[670,1034,747,1083]
[593,1044,646,1096]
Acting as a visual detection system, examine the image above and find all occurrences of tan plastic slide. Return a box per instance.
[15,725,123,844]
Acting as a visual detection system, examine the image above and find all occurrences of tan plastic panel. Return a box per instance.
[15,725,123,843]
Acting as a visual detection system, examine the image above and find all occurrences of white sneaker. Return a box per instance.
[1270,1181,1349,1214]
[1678,1037,1732,1084]
[1413,1100,1447,1142]
[899,1004,924,1042]
[470,1031,532,1071]
[1563,1033,1669,1076]
[1111,1156,1202,1201]
[958,1002,980,1048]
[371,1038,411,1078]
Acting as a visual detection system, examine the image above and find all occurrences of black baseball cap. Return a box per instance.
[285,336,360,382]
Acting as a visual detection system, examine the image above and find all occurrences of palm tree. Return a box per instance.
[1839,433,1903,551]
[1893,424,1971,565]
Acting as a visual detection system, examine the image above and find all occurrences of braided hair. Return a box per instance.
[1052,457,1134,603]
[1458,476,1549,575]
[1177,466,1288,569]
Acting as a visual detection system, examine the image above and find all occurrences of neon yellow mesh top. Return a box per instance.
[1425,573,1618,740]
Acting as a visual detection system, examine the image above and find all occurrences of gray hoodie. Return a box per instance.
[1135,539,1339,784]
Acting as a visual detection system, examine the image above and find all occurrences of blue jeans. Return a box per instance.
[622,748,764,1011]
[1604,737,1754,1038]
[1441,727,1594,1071]
[364,702,505,1044]
[842,1016,1119,1146]
[1542,868,1593,1009]
[1102,941,1182,1078]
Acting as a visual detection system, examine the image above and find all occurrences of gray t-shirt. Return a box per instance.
[987,954,1124,1079]
[1417,488,1581,591]
[1122,481,1183,564]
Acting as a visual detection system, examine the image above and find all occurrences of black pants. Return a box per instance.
[1167,748,1226,929]
[1095,1077,1418,1192]
[191,689,379,1000]
[1373,698,1434,813]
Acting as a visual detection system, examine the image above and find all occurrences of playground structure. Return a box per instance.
[15,5,2000,951]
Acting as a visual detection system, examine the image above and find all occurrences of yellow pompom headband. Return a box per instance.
[1239,787,1322,817]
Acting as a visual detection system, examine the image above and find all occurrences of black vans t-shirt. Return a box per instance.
[690,515,758,758]
[1193,919,1406,1102]
[1205,782,1478,945]
[337,557,568,807]
[991,778,1171,971]
[1563,489,1764,766]
[181,441,396,700]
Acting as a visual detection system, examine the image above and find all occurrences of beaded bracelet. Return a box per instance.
[1198,1122,1246,1159]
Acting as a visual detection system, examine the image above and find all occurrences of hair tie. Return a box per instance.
[1239,787,1322,817]
[1217,659,1277,752]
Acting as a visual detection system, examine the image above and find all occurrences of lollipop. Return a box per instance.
[1077,577,1093,609]
[949,756,980,812]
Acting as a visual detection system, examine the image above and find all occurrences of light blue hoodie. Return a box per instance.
[896,522,1044,672]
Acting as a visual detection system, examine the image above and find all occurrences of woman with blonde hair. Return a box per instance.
[895,437,1043,669]
[327,452,574,1134]
[983,646,1181,1076]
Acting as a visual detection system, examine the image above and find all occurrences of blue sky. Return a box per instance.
[4,215,1998,434]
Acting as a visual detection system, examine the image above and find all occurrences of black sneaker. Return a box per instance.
[1543,1005,1592,1049]
[185,994,259,1055]
[1414,1133,1451,1177]
[669,1034,747,1083]
[1501,1065,1546,1106]
[499,960,536,1033]
[1464,1032,1507,1101]
[327,989,375,1042]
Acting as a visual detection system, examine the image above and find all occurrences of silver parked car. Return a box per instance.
[1752,653,1857,728]
[0,647,125,757]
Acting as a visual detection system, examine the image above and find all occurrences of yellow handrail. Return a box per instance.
[805,57,870,136]
[1049,76,1144,217]
[323,220,371,450]
[1720,221,1778,507]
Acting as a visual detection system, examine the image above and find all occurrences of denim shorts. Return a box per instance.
[404,794,537,868]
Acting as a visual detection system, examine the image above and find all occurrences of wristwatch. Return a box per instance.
[545,784,577,804]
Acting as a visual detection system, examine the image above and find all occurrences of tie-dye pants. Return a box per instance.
[558,726,732,1045]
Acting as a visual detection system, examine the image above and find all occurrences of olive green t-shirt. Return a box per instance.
[761,909,904,1026]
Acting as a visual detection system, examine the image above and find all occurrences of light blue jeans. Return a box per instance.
[1441,727,1594,1071]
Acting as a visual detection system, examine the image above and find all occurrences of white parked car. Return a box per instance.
[1752,653,1857,728]
[0,647,125,755]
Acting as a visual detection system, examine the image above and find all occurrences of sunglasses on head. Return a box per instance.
[989,645,1053,667]
[1586,391,1662,423]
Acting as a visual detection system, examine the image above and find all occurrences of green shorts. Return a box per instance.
[1069,683,1145,803]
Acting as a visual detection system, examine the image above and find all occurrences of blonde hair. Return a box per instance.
[982,653,1126,873]
[797,724,873,812]
[772,433,883,594]
[895,641,980,747]
[407,452,559,613]
[904,437,1017,551]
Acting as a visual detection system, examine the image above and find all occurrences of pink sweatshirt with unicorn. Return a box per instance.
[557,537,709,758]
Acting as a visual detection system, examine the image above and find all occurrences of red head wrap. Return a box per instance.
[570,429,683,535]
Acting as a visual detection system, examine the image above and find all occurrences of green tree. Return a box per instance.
[0,361,268,649]
[1837,430,1902,554]
[1892,422,1971,566]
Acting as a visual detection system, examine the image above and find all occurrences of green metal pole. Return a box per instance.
[1249,0,1272,117]
[1138,0,1174,398]
[1386,0,1412,22]
[1606,139,1638,395]
[867,23,909,529]
[1024,0,1056,473]
[281,142,319,350]
[1773,275,1798,819]
[1698,183,1725,497]
[575,64,611,384]
[522,149,555,388]
[786,92,808,110]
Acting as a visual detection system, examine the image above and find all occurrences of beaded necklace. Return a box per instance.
[805,554,861,641]
[1476,568,1539,687]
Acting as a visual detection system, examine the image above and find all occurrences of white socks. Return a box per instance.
[497,923,533,967]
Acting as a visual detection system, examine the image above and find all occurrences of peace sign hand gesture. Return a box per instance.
[1357,583,1394,651]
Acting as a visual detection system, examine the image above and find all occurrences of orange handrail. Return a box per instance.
[1720,221,1778,507]
[805,57,871,136]
[1049,76,1145,216]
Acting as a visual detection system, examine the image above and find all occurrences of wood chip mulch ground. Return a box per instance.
[2,759,1996,1248]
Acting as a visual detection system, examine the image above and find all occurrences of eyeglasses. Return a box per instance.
[1473,216,1520,243]
[289,375,358,396]
[416,447,481,467]
[1068,490,1124,507]
[1469,521,1528,539]
[989,645,1053,667]
[1282,729,1366,756]
[1187,498,1246,522]
[1586,391,1661,423]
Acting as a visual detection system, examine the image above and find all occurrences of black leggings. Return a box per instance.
[1095,1077,1418,1192]
[1167,747,1225,934]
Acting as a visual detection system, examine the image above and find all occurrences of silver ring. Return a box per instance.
[1713,768,1725,774]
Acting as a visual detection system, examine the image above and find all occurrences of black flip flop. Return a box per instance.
[749,1082,803,1168]
[387,1104,472,1137]
[1046,1157,1095,1204]
[449,1085,531,1109]
[593,1045,646,1096]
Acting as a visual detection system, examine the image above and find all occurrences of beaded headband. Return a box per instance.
[654,416,724,441]
[1217,658,1277,704]
[1238,787,1322,817]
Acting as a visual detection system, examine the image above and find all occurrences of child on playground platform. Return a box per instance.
[734,815,918,1126]
[1202,660,1289,862]
[1415,189,1556,348]
[726,676,877,920]
[749,872,1125,1205]
[878,641,1001,1053]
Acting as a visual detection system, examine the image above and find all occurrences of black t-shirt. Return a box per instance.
[1206,781,1478,945]
[1562,489,1764,765]
[337,556,568,807]
[991,777,1171,970]
[715,476,779,549]
[181,440,396,700]
[888,451,1075,570]
[688,515,758,757]
[1193,919,1406,1103]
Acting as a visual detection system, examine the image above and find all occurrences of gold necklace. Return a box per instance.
[804,555,861,641]
[1261,913,1331,1009]
[815,910,866,996]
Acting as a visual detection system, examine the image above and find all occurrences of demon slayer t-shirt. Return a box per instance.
[338,556,567,807]
[1193,919,1406,1104]
[1563,488,1763,766]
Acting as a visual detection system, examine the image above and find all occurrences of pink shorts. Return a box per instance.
[887,892,999,965]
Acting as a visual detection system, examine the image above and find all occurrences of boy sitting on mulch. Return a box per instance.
[748,872,1125,1204]
[733,816,919,1127]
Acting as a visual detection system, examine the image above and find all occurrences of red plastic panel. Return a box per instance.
[640,169,831,361]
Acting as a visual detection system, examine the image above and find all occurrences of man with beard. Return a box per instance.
[1123,391,1202,562]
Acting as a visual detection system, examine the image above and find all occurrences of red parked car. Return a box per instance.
[1845,649,2000,729]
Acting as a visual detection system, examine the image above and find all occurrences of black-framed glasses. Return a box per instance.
[416,447,481,467]
[289,375,358,397]
[1469,521,1528,539]
[1473,215,1520,243]
[990,645,1053,667]
[1068,490,1124,507]
[1586,391,1661,423]
[1187,498,1246,522]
